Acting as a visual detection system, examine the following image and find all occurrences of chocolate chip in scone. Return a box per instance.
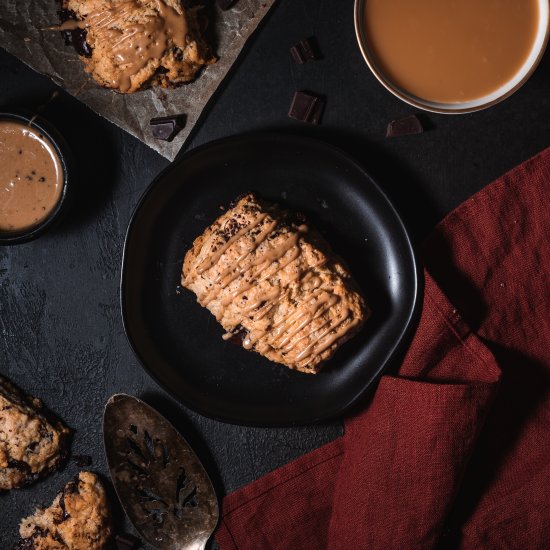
[57,9,92,57]
[12,534,38,549]
[7,459,33,475]
[227,324,248,345]
[229,192,252,209]
[172,47,184,61]
[71,28,93,57]
[58,490,70,523]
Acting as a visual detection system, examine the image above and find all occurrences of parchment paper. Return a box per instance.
[0,1,276,160]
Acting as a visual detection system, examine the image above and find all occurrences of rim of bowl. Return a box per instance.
[354,0,550,114]
[0,110,73,245]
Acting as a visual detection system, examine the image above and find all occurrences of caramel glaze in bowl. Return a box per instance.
[0,111,73,245]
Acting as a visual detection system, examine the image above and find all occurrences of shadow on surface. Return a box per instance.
[44,93,118,230]
[179,125,440,244]
[438,343,549,549]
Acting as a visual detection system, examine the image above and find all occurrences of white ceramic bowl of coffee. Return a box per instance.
[355,0,550,114]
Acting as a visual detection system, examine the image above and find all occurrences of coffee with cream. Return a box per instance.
[364,0,540,103]
[0,120,63,233]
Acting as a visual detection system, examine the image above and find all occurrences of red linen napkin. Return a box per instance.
[215,148,550,550]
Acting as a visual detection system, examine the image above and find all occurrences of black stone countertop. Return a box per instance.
[1,0,550,546]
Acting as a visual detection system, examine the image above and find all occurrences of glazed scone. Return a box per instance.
[182,194,369,373]
[59,0,216,93]
[16,471,112,549]
[0,376,70,491]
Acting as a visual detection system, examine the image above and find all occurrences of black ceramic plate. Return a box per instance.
[121,134,420,425]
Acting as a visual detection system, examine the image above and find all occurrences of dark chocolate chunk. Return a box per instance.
[115,533,140,550]
[58,9,92,58]
[217,0,236,10]
[227,325,248,346]
[7,459,32,476]
[288,91,325,125]
[58,8,75,23]
[71,28,93,57]
[290,37,320,64]
[150,114,186,142]
[172,47,184,61]
[57,490,70,523]
[12,537,37,550]
[386,114,424,138]
[72,454,92,467]
[64,476,80,495]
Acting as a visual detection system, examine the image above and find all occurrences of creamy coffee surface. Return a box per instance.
[0,120,63,233]
[364,0,540,103]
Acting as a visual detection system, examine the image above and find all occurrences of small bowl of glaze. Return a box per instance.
[355,0,550,114]
[0,110,73,245]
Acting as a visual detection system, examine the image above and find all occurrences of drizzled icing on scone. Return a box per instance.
[57,0,187,92]
[182,194,368,373]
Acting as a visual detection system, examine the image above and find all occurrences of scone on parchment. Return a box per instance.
[0,375,70,491]
[59,0,215,93]
[15,471,112,549]
[182,194,369,374]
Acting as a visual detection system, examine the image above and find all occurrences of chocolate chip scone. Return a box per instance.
[15,471,112,549]
[59,0,215,93]
[0,375,70,491]
[182,193,369,373]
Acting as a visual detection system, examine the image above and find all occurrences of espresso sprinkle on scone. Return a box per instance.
[182,193,369,373]
[58,0,216,93]
[0,375,70,491]
[15,471,112,549]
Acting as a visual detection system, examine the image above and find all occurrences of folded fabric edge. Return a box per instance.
[216,438,344,549]
[220,438,344,517]
[425,147,550,247]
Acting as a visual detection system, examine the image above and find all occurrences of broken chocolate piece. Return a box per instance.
[150,114,186,142]
[217,0,236,10]
[290,37,320,64]
[386,114,424,138]
[115,533,140,549]
[288,91,325,125]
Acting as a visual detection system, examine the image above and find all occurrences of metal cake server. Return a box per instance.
[103,394,219,550]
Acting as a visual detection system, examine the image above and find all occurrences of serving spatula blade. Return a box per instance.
[103,394,219,550]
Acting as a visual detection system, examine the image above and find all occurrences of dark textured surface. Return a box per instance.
[1,0,550,545]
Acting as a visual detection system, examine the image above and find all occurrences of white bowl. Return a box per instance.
[354,0,550,114]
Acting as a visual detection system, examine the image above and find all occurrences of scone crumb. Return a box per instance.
[16,471,112,549]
